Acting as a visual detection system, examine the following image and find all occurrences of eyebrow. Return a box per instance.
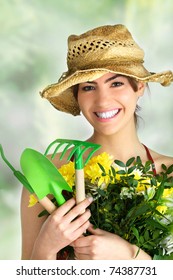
[105,74,122,83]
[86,74,123,84]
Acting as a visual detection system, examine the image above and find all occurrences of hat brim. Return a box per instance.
[41,66,173,116]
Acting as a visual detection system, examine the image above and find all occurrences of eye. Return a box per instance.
[111,81,124,87]
[80,85,95,92]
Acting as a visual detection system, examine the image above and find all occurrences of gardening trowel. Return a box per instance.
[20,148,72,213]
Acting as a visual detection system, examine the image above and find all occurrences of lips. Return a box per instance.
[95,109,120,119]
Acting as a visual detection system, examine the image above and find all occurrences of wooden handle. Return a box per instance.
[75,169,85,204]
[39,196,57,214]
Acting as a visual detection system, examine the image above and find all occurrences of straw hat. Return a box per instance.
[41,24,173,116]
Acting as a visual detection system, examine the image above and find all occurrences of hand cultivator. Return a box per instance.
[44,139,101,204]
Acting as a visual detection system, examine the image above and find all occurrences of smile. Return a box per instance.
[95,109,120,119]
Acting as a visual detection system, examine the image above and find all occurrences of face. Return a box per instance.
[77,73,145,136]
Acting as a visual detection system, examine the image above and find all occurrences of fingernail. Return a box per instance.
[88,196,93,203]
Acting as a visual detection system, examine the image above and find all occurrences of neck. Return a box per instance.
[87,124,146,163]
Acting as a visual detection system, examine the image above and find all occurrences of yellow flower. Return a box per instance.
[163,188,173,198]
[161,187,173,208]
[130,169,151,193]
[136,177,151,193]
[58,152,113,188]
[84,152,113,186]
[85,162,102,183]
[28,194,38,207]
[58,161,75,187]
[86,152,113,169]
[132,169,143,180]
[156,205,168,214]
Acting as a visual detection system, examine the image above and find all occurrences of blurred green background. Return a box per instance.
[0,0,173,259]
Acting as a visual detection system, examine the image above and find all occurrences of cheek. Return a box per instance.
[119,91,138,105]
[77,94,90,110]
[119,92,138,115]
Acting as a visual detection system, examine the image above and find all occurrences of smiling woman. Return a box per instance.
[21,23,173,260]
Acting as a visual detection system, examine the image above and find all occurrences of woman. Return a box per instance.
[21,24,173,260]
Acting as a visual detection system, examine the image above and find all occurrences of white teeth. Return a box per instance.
[96,109,119,119]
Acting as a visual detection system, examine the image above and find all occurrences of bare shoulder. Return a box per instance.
[149,148,173,173]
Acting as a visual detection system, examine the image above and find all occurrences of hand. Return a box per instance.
[71,224,151,260]
[31,197,93,259]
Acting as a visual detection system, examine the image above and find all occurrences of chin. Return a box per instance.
[96,128,120,137]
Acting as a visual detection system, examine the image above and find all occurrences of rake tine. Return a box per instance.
[60,143,74,160]
[51,142,65,159]
[43,139,101,206]
[67,144,83,162]
[44,139,75,158]
[68,144,96,165]
[44,139,60,156]
[84,146,101,165]
[44,139,101,166]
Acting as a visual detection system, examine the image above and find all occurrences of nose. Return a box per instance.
[94,87,112,108]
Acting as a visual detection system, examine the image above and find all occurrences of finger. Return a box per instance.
[71,220,91,242]
[74,246,90,254]
[64,197,93,223]
[53,197,76,217]
[70,209,91,232]
[71,235,92,248]
[75,252,91,260]
[87,224,103,235]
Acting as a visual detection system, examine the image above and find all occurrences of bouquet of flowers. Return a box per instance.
[1,141,173,259]
[55,152,173,259]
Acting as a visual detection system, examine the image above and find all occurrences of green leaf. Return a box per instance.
[167,164,173,174]
[153,253,173,260]
[114,160,126,168]
[145,218,167,231]
[151,177,157,186]
[97,188,106,196]
[136,156,142,164]
[161,164,167,171]
[128,166,137,174]
[126,157,135,167]
[38,209,49,217]
[116,170,126,175]
[139,235,144,244]
[153,229,162,239]
[97,163,106,173]
[154,182,165,200]
[110,166,116,177]
[144,161,152,173]
[144,230,149,241]
[126,203,150,219]
[131,226,140,243]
